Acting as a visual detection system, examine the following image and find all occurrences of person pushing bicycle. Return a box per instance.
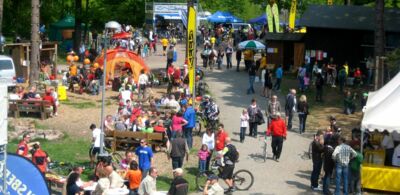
[216,137,239,193]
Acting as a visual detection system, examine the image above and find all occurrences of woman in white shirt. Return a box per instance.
[381,130,395,166]
[240,109,249,143]
[202,128,215,171]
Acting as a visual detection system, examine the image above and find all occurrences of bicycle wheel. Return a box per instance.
[194,120,202,136]
[111,152,123,168]
[196,170,214,191]
[233,169,254,191]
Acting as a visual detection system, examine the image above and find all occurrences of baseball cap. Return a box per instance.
[207,174,218,180]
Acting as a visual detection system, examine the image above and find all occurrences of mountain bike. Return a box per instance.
[195,161,254,191]
[48,161,74,176]
[104,146,124,169]
[194,110,208,136]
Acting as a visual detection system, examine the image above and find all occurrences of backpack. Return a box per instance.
[225,144,239,162]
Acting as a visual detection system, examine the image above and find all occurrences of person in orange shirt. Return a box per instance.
[125,160,142,194]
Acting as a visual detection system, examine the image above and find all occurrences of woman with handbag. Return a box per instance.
[247,98,263,137]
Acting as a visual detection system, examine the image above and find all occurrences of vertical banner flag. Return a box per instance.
[289,0,297,30]
[266,4,273,33]
[187,7,197,93]
[327,0,333,5]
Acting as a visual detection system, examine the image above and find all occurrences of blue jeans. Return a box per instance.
[170,130,178,140]
[199,159,207,173]
[335,164,349,195]
[239,127,246,142]
[172,156,184,170]
[298,77,305,91]
[184,127,193,149]
[274,78,281,90]
[141,168,150,179]
[226,54,232,68]
[298,113,307,134]
[323,170,332,195]
[349,169,361,194]
[311,160,322,188]
[247,75,255,94]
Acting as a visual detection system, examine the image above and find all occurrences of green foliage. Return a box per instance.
[200,0,263,21]
[62,100,97,109]
[387,48,400,76]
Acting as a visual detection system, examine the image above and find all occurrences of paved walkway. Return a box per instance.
[145,43,318,194]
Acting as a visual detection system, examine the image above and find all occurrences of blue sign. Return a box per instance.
[0,153,50,195]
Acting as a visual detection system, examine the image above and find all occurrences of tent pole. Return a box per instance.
[360,128,364,154]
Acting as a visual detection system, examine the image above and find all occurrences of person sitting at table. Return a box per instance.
[154,120,166,133]
[393,143,400,167]
[105,165,126,189]
[125,161,142,195]
[120,151,136,170]
[381,130,395,166]
[15,86,25,99]
[23,86,39,100]
[63,167,93,195]
[142,120,154,133]
[92,169,110,195]
[66,172,84,195]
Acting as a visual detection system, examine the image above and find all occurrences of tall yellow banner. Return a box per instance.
[327,0,333,5]
[289,0,297,30]
[187,7,196,94]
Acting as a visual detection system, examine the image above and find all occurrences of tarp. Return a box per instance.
[207,11,243,23]
[361,72,400,132]
[248,14,267,24]
[50,15,86,29]
[95,49,150,83]
[156,13,181,20]
[112,32,132,39]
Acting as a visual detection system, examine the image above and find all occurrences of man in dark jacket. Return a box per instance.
[323,134,338,195]
[168,168,188,195]
[236,49,242,72]
[168,132,189,169]
[311,130,324,191]
[285,89,297,130]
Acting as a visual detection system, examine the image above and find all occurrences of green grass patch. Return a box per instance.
[62,100,97,109]
[33,120,49,130]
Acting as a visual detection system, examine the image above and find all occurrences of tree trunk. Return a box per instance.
[73,0,82,53]
[29,0,40,87]
[374,0,385,88]
[0,0,3,52]
[83,0,89,45]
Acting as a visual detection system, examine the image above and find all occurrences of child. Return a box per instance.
[198,144,210,173]
[240,109,249,143]
[304,73,310,91]
[50,88,59,116]
[143,43,149,58]
[125,160,142,195]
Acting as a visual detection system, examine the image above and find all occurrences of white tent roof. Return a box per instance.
[361,72,400,132]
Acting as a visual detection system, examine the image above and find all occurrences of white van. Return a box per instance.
[0,55,16,88]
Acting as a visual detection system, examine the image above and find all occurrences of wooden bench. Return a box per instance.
[9,99,53,120]
[110,130,165,152]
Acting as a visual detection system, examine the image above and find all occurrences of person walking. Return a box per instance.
[247,62,257,94]
[310,130,324,191]
[323,136,337,195]
[168,132,189,170]
[285,89,297,130]
[220,137,238,193]
[183,103,196,149]
[225,44,233,69]
[135,139,154,179]
[239,109,249,143]
[297,95,309,134]
[332,136,357,195]
[138,167,158,195]
[266,112,287,162]
[171,112,188,139]
[263,69,273,98]
[266,95,281,126]
[236,49,242,72]
[315,71,324,102]
[274,65,283,91]
[89,124,101,168]
[247,99,263,137]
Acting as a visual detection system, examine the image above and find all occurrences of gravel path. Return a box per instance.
[142,43,319,194]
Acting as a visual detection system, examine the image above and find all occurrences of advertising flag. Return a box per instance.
[289,0,297,30]
[187,7,197,93]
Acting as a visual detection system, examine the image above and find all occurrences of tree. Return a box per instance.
[29,0,40,87]
[374,0,385,88]
[73,0,82,53]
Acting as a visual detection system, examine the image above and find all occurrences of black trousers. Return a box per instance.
[249,122,258,137]
[271,136,284,159]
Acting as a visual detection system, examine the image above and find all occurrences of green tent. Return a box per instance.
[49,15,87,41]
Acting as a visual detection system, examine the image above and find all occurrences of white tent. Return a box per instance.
[361,72,400,132]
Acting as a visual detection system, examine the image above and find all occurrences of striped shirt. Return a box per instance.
[332,143,357,166]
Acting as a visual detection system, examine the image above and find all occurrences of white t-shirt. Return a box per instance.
[202,133,215,151]
[392,145,400,167]
[92,128,101,147]
[138,74,149,85]
[381,135,394,149]
[240,113,249,128]
[120,90,132,103]
[167,100,181,113]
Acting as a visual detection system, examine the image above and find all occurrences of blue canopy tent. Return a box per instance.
[248,14,267,24]
[207,11,243,23]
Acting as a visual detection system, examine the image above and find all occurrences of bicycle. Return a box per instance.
[195,161,254,191]
[48,161,74,176]
[104,146,124,169]
[194,110,208,136]
[259,135,268,162]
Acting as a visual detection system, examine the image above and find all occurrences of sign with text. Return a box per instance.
[0,153,50,195]
[187,7,197,94]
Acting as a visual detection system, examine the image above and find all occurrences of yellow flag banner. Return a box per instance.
[289,0,297,30]
[187,7,196,94]
[327,0,333,5]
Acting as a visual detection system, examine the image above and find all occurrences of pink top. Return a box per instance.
[198,150,210,161]
[171,116,184,132]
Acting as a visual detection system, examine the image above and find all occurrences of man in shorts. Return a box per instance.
[220,137,237,193]
[89,124,101,168]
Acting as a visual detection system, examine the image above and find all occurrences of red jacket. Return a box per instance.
[267,118,287,137]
